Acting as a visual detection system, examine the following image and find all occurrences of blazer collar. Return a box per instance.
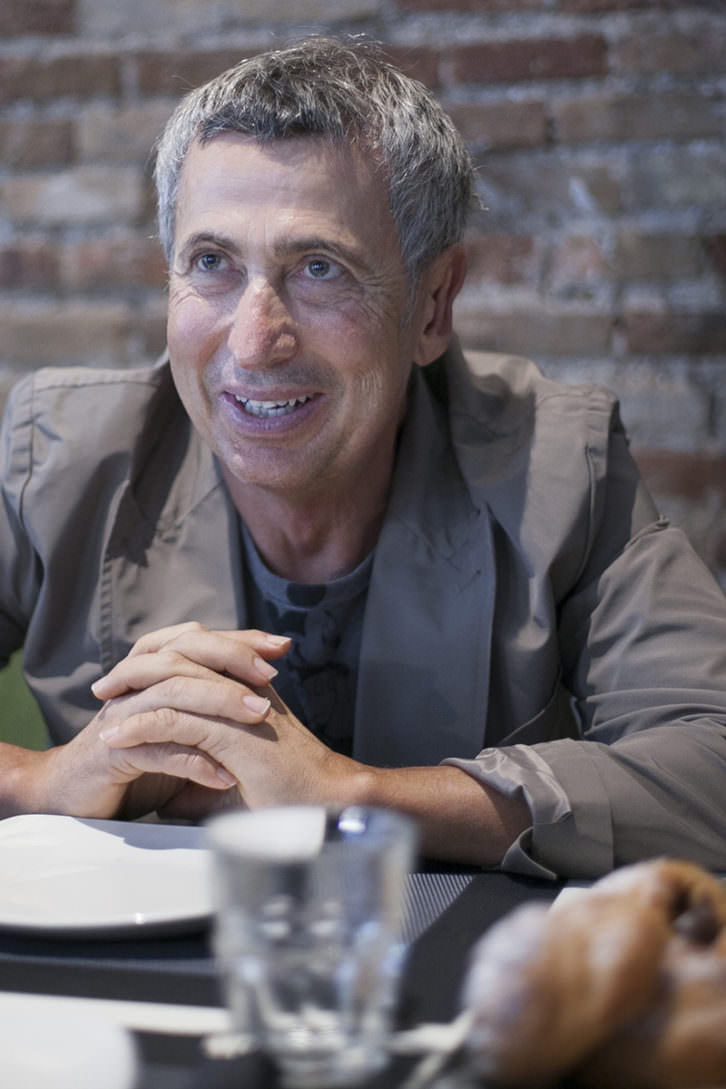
[353,361,495,766]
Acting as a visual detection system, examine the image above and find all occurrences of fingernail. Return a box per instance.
[263,635,290,648]
[253,656,278,681]
[243,694,271,715]
[99,726,118,742]
[91,678,107,696]
[215,767,237,787]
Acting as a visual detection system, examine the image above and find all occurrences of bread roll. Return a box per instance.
[462,859,726,1088]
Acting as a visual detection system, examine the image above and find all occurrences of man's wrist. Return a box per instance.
[0,742,50,818]
[342,762,383,808]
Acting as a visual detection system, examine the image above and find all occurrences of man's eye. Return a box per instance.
[306,258,336,279]
[195,253,226,272]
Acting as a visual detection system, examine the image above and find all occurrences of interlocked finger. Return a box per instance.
[108,739,239,792]
[93,628,289,700]
[98,676,273,752]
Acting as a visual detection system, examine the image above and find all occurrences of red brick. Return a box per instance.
[60,235,167,292]
[398,0,548,10]
[463,234,540,285]
[447,100,548,150]
[624,309,726,355]
[0,119,73,169]
[0,243,61,292]
[554,92,725,145]
[450,36,608,84]
[0,0,74,36]
[455,295,614,356]
[477,155,623,222]
[0,53,121,105]
[614,232,711,281]
[634,451,726,502]
[626,148,726,212]
[76,103,173,164]
[0,301,134,366]
[547,236,612,296]
[632,451,726,581]
[132,49,261,97]
[707,236,726,281]
[82,0,377,35]
[138,170,161,230]
[376,46,440,90]
[137,305,168,360]
[561,0,665,9]
[614,27,726,76]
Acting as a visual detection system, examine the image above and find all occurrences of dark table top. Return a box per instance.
[0,869,562,1088]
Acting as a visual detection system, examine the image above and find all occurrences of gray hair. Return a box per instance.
[153,36,475,285]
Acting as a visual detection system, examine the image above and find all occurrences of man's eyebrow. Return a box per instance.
[176,231,240,260]
[272,236,362,264]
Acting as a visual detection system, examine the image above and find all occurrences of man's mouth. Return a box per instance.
[233,394,313,418]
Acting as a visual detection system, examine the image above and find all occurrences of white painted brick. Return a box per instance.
[540,359,712,454]
[3,167,143,226]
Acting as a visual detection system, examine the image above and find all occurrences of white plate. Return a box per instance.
[0,814,214,937]
[0,994,138,1089]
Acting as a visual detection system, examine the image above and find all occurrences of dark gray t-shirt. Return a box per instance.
[241,526,373,757]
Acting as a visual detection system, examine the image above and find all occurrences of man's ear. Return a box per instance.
[412,244,468,368]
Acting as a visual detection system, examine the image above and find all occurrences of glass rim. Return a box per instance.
[205,804,418,863]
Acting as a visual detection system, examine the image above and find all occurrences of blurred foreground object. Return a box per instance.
[463,859,726,1088]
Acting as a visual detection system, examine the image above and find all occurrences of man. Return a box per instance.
[1,38,725,878]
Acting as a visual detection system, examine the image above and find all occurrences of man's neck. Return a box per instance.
[221,462,393,585]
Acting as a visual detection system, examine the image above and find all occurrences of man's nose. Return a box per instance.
[227,278,298,367]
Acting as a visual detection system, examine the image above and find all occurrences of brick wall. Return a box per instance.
[1,0,725,585]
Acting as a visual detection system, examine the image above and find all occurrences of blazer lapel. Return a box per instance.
[353,368,495,767]
[99,426,247,671]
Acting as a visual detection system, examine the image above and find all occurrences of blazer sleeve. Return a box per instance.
[0,376,41,661]
[446,411,726,880]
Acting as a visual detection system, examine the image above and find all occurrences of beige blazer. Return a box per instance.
[2,342,725,878]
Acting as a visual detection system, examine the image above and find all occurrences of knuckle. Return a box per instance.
[180,750,211,776]
[131,621,208,656]
[107,691,135,715]
[159,649,189,671]
[155,674,193,706]
[167,621,208,646]
[165,745,219,784]
[116,738,211,779]
[130,632,154,655]
[152,705,180,732]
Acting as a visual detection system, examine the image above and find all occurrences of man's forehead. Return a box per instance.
[180,131,379,190]
[173,133,399,259]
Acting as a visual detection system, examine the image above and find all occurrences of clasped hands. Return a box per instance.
[28,621,523,865]
[44,622,362,822]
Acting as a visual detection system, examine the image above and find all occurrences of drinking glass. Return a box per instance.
[206,805,417,1088]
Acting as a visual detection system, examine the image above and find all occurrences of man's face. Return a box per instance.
[167,134,426,503]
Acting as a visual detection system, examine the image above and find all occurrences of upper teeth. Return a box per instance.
[234,395,312,418]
